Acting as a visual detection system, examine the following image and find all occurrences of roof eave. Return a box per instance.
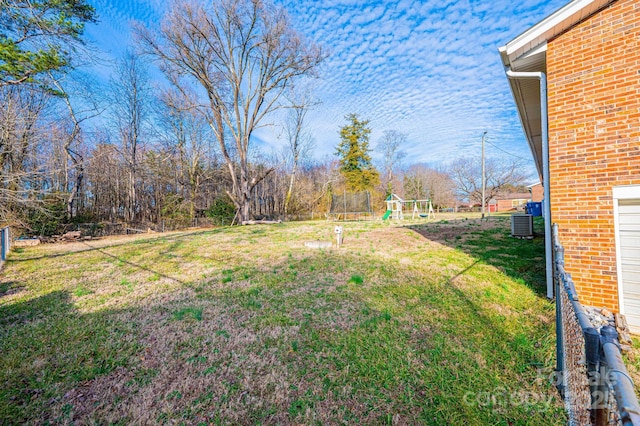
[502,0,615,66]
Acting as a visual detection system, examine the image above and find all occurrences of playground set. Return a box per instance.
[327,191,435,221]
[382,194,435,221]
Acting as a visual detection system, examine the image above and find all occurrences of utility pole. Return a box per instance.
[481,131,487,219]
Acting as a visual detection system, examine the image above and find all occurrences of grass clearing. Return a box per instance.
[0,216,565,424]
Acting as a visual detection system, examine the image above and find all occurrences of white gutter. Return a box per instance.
[505,70,553,299]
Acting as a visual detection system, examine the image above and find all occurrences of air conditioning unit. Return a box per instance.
[511,214,534,238]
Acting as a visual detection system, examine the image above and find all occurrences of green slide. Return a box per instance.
[382,210,392,220]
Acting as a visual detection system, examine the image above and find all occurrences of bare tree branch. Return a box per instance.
[136,0,324,222]
[448,156,530,206]
[376,129,406,195]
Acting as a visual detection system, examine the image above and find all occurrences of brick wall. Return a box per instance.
[496,198,529,212]
[529,183,543,202]
[496,199,515,212]
[547,0,640,311]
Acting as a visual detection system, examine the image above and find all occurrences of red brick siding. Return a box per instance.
[497,199,514,212]
[530,183,544,202]
[496,198,528,212]
[547,0,640,311]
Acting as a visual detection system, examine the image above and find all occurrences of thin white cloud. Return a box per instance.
[86,0,568,176]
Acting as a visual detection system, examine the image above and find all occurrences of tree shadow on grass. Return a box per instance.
[2,228,237,287]
[405,216,548,298]
[0,227,563,425]
[80,242,187,285]
[0,289,73,329]
[7,227,227,263]
[444,258,547,362]
[0,290,143,424]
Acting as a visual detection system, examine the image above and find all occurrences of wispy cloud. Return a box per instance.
[85,0,568,177]
[272,0,567,177]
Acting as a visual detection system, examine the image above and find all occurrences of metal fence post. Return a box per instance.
[0,228,5,261]
[1,227,9,261]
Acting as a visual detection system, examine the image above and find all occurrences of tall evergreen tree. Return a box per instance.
[0,0,97,88]
[335,113,379,191]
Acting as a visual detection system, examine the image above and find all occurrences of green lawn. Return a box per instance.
[0,216,566,424]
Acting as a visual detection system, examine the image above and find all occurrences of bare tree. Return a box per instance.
[157,88,217,219]
[293,157,341,219]
[108,51,151,222]
[283,92,315,217]
[403,164,456,210]
[137,0,324,222]
[0,85,51,225]
[448,157,529,206]
[85,141,120,221]
[49,74,102,219]
[376,130,406,195]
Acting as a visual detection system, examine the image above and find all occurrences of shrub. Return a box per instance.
[206,195,236,225]
[26,196,66,236]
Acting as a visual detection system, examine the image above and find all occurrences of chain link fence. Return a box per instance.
[554,224,640,425]
[558,274,592,425]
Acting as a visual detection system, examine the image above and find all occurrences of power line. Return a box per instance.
[484,138,530,161]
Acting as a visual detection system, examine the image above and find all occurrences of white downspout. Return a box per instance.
[505,70,553,299]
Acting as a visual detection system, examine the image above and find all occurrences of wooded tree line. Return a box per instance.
[0,0,529,235]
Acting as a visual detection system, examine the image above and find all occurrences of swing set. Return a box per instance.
[383,194,435,220]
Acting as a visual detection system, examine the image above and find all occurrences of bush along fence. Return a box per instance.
[554,223,640,425]
[0,227,10,269]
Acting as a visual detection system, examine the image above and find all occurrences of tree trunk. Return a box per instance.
[240,177,251,223]
[284,160,297,217]
[66,155,83,219]
[128,167,136,222]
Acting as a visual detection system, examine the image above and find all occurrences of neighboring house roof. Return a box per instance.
[495,193,532,201]
[498,0,616,177]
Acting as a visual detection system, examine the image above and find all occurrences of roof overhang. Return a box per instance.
[498,0,615,177]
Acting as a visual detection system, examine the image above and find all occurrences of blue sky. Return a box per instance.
[85,0,568,178]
